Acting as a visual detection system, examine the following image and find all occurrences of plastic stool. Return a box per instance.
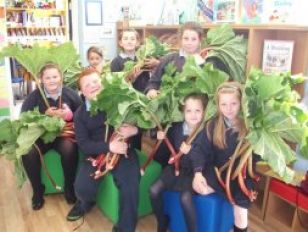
[41,149,81,194]
[163,191,234,232]
[41,149,64,194]
[96,150,162,223]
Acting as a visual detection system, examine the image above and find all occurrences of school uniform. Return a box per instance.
[110,53,147,151]
[150,122,205,232]
[192,118,259,209]
[155,122,205,191]
[110,53,150,92]
[145,50,228,93]
[73,101,140,232]
[21,86,82,208]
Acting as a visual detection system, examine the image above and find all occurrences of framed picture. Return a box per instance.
[85,0,103,25]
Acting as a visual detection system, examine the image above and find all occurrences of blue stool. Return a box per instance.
[163,191,234,232]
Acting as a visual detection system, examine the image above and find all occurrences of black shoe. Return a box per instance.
[64,186,77,204]
[32,185,45,210]
[67,202,85,221]
[158,215,169,232]
[112,225,118,232]
[32,197,45,210]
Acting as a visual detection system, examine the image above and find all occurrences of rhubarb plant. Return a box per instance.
[201,24,248,83]
[0,109,65,187]
[243,68,308,183]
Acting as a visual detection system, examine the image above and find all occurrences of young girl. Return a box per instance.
[150,93,208,232]
[145,21,226,99]
[87,46,104,73]
[192,82,258,232]
[66,68,140,232]
[110,28,159,93]
[21,63,82,210]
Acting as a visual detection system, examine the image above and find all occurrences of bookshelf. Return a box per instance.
[4,3,69,45]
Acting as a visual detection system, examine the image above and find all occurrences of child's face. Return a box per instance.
[218,92,241,122]
[181,29,201,55]
[80,73,102,100]
[119,31,139,53]
[41,68,62,93]
[88,52,103,68]
[184,98,204,128]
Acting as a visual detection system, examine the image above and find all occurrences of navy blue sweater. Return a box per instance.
[110,55,150,93]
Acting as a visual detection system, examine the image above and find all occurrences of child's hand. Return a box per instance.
[117,123,138,139]
[45,107,66,119]
[45,107,58,117]
[144,57,159,70]
[193,172,208,194]
[109,136,128,155]
[146,89,159,99]
[180,142,191,154]
[157,130,166,140]
[62,103,73,121]
[133,65,143,77]
[194,54,205,65]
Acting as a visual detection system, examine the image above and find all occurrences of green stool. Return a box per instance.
[41,149,81,194]
[96,150,162,223]
[41,149,64,194]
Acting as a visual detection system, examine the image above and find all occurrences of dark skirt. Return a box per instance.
[203,166,255,209]
[159,165,194,192]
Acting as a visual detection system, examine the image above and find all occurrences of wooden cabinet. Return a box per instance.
[5,3,69,45]
[264,178,308,232]
[117,23,308,95]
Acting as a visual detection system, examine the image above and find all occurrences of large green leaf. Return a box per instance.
[0,42,81,88]
[247,130,295,183]
[0,43,50,77]
[203,24,247,83]
[243,68,308,183]
[48,42,80,73]
[0,109,65,187]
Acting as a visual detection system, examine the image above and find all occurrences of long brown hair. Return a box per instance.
[207,81,247,149]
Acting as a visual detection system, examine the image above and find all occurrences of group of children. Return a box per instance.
[20,21,257,232]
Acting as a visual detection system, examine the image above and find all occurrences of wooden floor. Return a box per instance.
[0,157,277,232]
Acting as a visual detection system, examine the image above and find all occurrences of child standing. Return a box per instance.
[192,82,259,232]
[150,93,208,232]
[87,46,104,74]
[21,63,82,210]
[110,28,159,93]
[145,21,226,99]
[66,68,140,232]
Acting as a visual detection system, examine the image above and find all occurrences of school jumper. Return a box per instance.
[73,102,140,232]
[21,86,82,207]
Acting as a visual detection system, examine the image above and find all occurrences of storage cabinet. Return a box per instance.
[264,178,308,232]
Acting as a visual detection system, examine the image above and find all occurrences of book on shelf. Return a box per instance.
[241,0,263,23]
[262,40,294,74]
[213,0,240,23]
[197,0,214,23]
[263,0,296,24]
